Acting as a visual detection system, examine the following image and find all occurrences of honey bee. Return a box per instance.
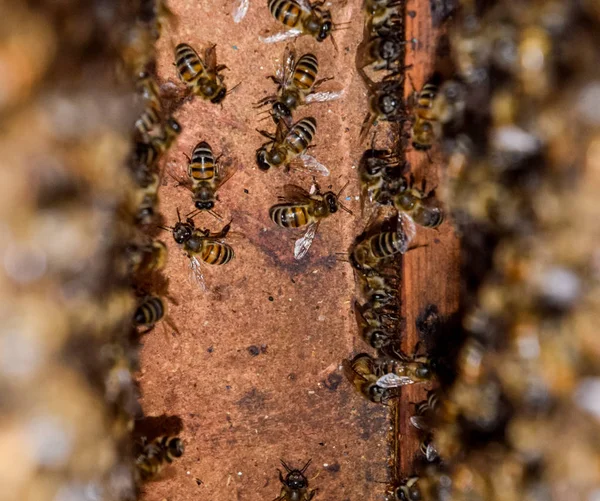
[360,77,406,141]
[370,349,436,386]
[127,240,168,276]
[356,272,398,307]
[343,353,399,404]
[275,459,317,501]
[263,0,334,45]
[410,389,440,432]
[171,140,236,216]
[358,148,407,209]
[356,32,406,77]
[256,117,329,175]
[133,295,166,328]
[162,210,235,289]
[134,72,163,140]
[350,230,411,274]
[353,300,397,351]
[136,436,185,481]
[256,47,341,124]
[364,0,402,37]
[133,171,160,225]
[135,116,183,168]
[409,78,465,151]
[269,182,351,259]
[174,43,228,104]
[392,176,444,247]
[391,476,422,501]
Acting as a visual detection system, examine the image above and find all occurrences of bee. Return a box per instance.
[356,32,406,77]
[275,459,317,501]
[134,72,163,140]
[353,300,397,351]
[371,350,436,386]
[356,272,398,307]
[135,117,183,168]
[174,43,228,104]
[358,148,407,209]
[171,140,235,216]
[349,230,411,274]
[127,240,168,276]
[410,389,440,432]
[391,477,422,501]
[256,47,340,124]
[256,117,329,175]
[269,182,351,259]
[419,436,439,462]
[342,353,399,404]
[392,176,444,247]
[162,210,235,289]
[136,436,185,481]
[133,295,166,328]
[360,77,406,141]
[364,0,402,37]
[133,172,160,225]
[263,0,334,45]
[409,78,465,151]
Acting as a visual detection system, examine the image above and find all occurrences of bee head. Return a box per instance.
[381,38,401,61]
[195,200,215,210]
[136,206,154,225]
[318,20,332,41]
[273,102,292,122]
[211,86,227,104]
[379,93,401,115]
[194,187,215,211]
[256,148,271,171]
[285,471,307,490]
[172,221,193,244]
[324,192,338,213]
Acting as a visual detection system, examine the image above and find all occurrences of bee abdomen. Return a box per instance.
[189,141,216,181]
[371,231,403,258]
[133,296,165,326]
[135,105,162,136]
[416,83,437,109]
[175,43,205,84]
[286,117,317,154]
[270,204,311,228]
[293,54,318,90]
[202,242,234,265]
[269,0,302,27]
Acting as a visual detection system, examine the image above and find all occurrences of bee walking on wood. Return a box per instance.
[343,353,399,404]
[256,46,341,124]
[269,182,351,259]
[174,42,229,104]
[275,459,317,501]
[256,117,329,175]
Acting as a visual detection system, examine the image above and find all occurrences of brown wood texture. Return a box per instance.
[138,1,395,500]
[394,1,461,478]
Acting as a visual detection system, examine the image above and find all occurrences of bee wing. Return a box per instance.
[232,0,249,22]
[166,161,193,191]
[397,212,416,252]
[204,45,218,72]
[260,28,303,44]
[298,154,330,176]
[295,0,313,13]
[342,358,368,383]
[279,45,296,88]
[409,415,429,431]
[424,442,438,462]
[376,372,415,388]
[281,183,312,202]
[188,256,207,291]
[294,221,319,260]
[215,160,238,190]
[305,90,345,103]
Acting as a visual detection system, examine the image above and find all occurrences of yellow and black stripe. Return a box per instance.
[370,231,404,259]
[285,117,317,154]
[188,141,216,183]
[293,54,318,91]
[269,204,312,228]
[268,0,302,28]
[133,296,165,326]
[175,43,206,85]
[201,241,235,265]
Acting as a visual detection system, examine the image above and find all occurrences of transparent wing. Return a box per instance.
[204,45,217,73]
[397,212,416,252]
[281,183,312,202]
[295,0,313,13]
[278,46,296,88]
[260,29,303,44]
[376,372,416,388]
[305,90,345,103]
[294,221,319,260]
[424,442,438,462]
[409,415,428,431]
[342,358,368,383]
[232,0,249,22]
[188,256,207,291]
[299,154,330,176]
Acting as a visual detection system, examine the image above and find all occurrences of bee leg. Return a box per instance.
[307,488,318,500]
[256,129,277,141]
[313,76,334,89]
[216,64,229,72]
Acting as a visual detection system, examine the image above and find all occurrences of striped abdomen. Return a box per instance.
[201,241,234,265]
[293,54,318,91]
[285,117,317,155]
[269,203,312,228]
[369,231,404,258]
[175,43,206,85]
[268,0,302,28]
[133,296,165,326]
[415,83,438,118]
[135,104,162,137]
[188,141,216,183]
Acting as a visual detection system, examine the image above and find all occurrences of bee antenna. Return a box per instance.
[340,204,353,215]
[183,152,191,163]
[186,208,200,219]
[176,207,182,222]
[209,209,223,220]
[336,180,350,198]
[227,82,242,95]
[280,459,292,472]
[300,458,312,473]
[157,225,172,232]
[329,33,339,53]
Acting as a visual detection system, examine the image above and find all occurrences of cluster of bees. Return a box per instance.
[386,1,600,500]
